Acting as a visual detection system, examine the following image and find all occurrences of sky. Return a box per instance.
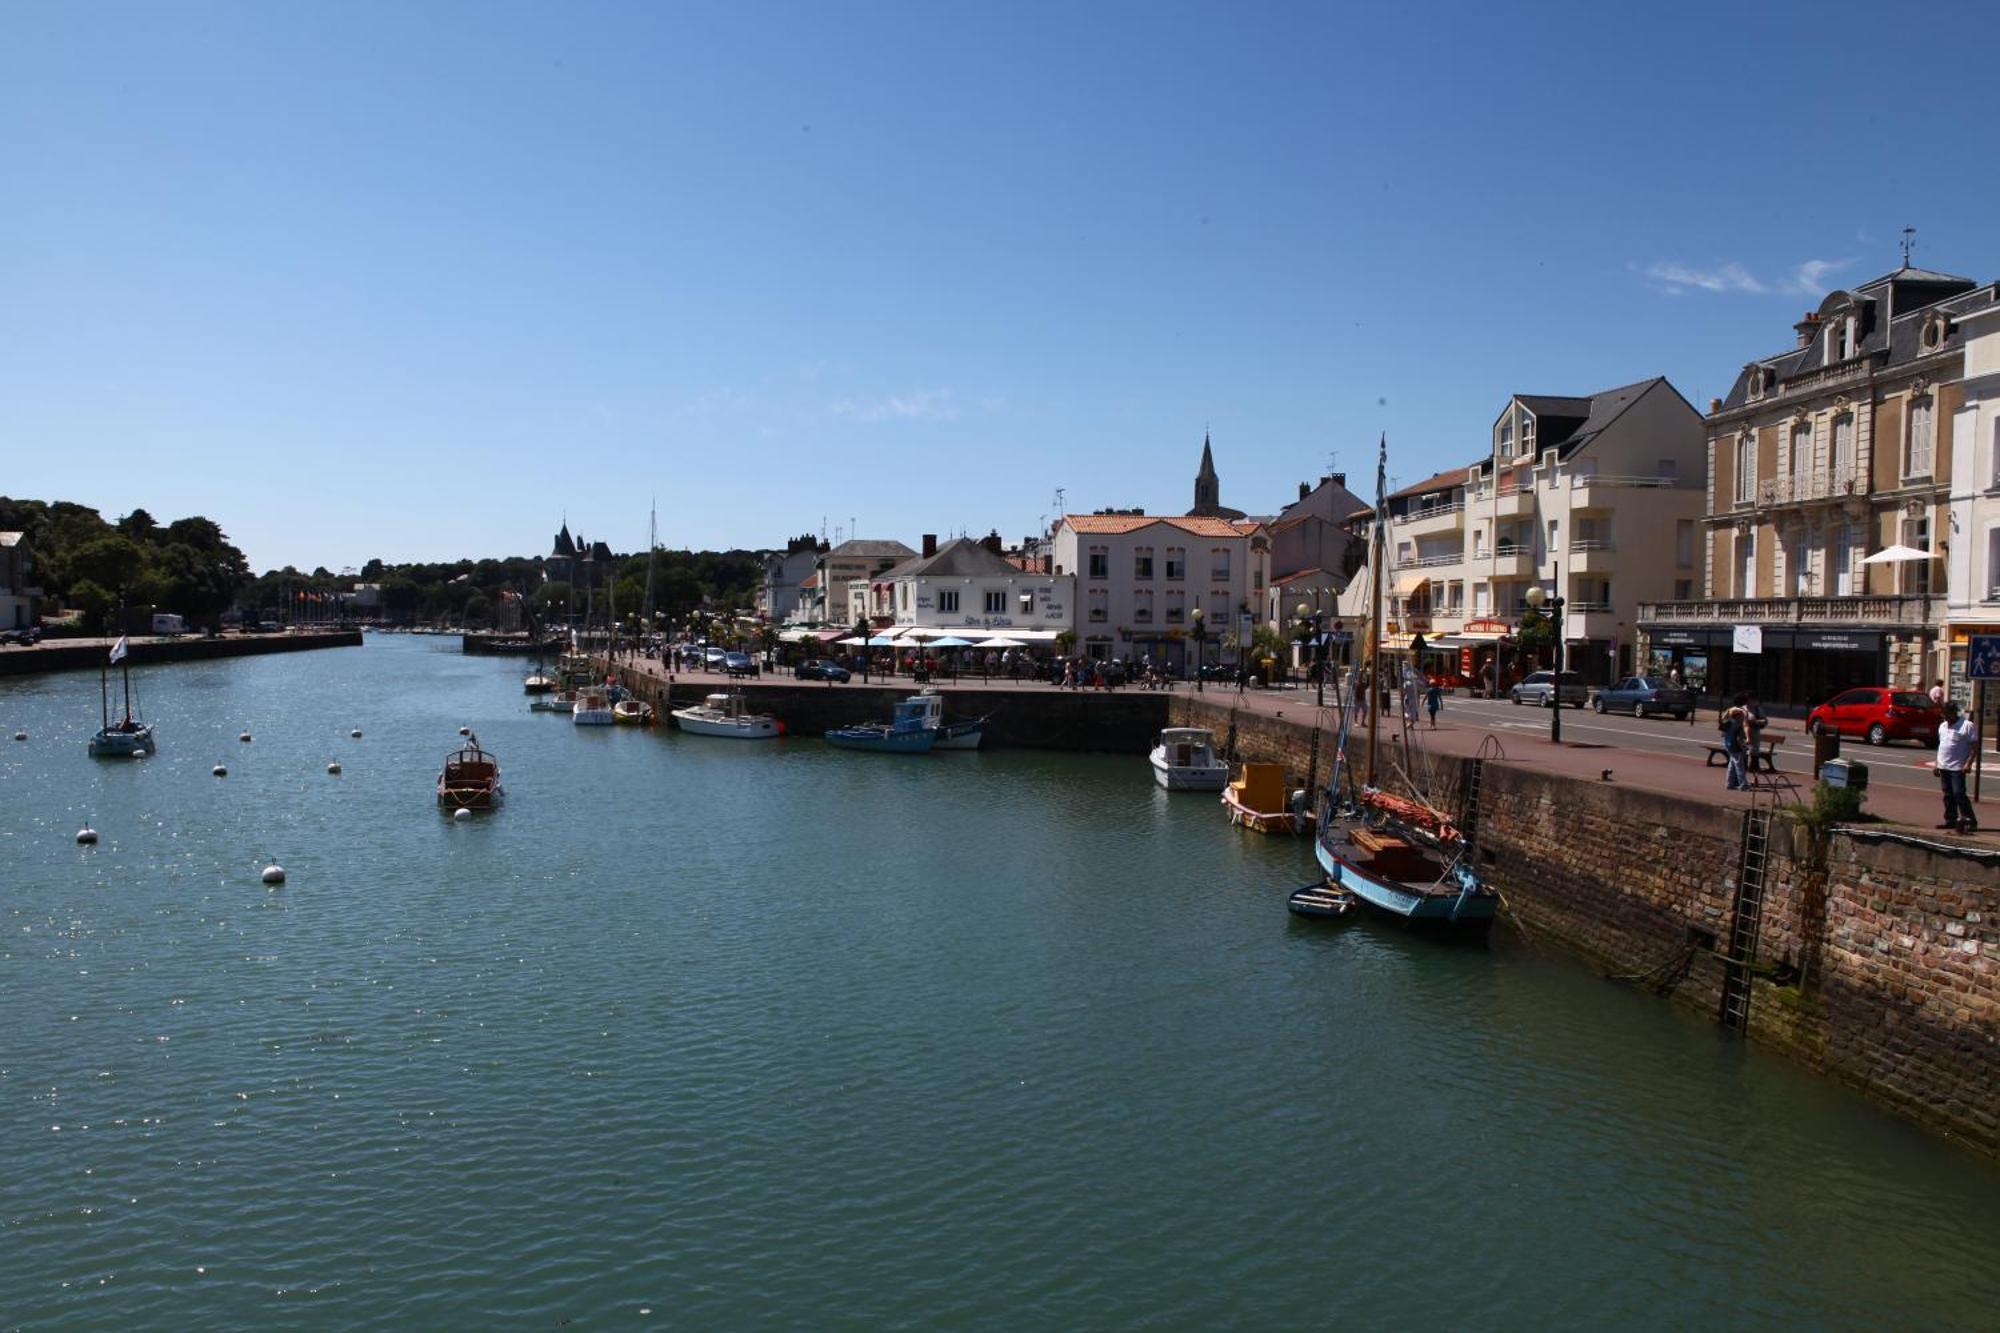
[3,0,1996,573]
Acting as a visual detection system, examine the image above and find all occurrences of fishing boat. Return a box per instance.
[612,698,655,726]
[1149,727,1228,790]
[1300,435,1498,929]
[826,696,938,754]
[528,690,571,713]
[672,691,782,739]
[912,689,985,749]
[88,635,156,757]
[437,732,503,809]
[523,670,556,694]
[573,687,616,725]
[1222,762,1310,833]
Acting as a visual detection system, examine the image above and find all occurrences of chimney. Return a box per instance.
[1330,473,1345,489]
[922,533,937,558]
[1709,397,1723,415]
[1299,481,1311,500]
[981,529,1003,555]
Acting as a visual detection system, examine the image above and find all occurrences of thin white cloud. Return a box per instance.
[1638,257,1853,298]
[830,388,959,423]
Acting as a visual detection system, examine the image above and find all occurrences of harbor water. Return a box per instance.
[2,636,1996,1328]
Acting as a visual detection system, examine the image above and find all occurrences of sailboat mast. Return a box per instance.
[1365,435,1386,788]
[643,500,657,632]
[100,657,109,730]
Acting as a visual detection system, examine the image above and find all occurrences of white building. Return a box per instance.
[1947,300,2000,692]
[803,538,915,627]
[871,534,1072,637]
[0,532,39,630]
[1051,512,1270,669]
[762,533,828,624]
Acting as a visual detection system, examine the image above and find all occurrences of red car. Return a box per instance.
[1805,687,1941,746]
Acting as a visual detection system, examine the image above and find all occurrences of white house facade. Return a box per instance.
[1051,513,1270,668]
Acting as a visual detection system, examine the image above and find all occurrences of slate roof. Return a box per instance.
[1063,514,1250,538]
[1385,465,1474,502]
[877,537,1022,580]
[823,538,918,562]
[1717,268,1996,412]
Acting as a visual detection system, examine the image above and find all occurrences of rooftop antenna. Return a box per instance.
[1901,225,1916,266]
[1052,486,1066,516]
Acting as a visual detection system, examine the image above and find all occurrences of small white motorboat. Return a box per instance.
[573,688,617,725]
[672,691,782,739]
[612,698,655,726]
[1149,727,1229,791]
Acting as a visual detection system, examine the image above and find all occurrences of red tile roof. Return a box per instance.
[1063,514,1250,538]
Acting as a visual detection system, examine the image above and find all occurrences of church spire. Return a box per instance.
[1192,432,1221,515]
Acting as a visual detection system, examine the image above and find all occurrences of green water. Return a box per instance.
[1,636,1995,1329]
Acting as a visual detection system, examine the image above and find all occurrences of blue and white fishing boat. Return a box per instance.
[1296,436,1497,928]
[88,635,156,758]
[825,696,938,754]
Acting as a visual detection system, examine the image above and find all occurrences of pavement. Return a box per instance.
[607,655,1996,842]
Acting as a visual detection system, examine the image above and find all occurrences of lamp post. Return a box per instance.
[1191,607,1206,692]
[1524,585,1566,744]
[852,618,870,684]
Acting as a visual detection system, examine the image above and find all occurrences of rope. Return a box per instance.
[1836,826,2000,863]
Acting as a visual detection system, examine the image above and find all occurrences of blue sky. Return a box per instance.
[3,0,1994,571]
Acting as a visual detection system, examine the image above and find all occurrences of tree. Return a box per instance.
[463,593,492,627]
[68,578,115,633]
[65,534,148,597]
[1514,612,1555,666]
[116,508,159,541]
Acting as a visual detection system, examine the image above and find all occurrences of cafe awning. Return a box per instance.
[1394,573,1430,596]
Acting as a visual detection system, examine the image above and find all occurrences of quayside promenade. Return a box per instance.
[0,629,361,677]
[602,653,1998,1156]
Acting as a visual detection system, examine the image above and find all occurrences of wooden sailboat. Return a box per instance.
[437,732,503,808]
[88,634,156,757]
[1294,436,1497,927]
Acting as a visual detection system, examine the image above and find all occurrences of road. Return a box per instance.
[1438,694,1957,795]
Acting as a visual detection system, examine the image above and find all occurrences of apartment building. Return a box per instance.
[1946,300,2000,702]
[1638,265,1999,703]
[1051,512,1270,669]
[865,533,1072,636]
[1376,377,1707,684]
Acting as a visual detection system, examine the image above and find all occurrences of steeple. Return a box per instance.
[1192,432,1221,515]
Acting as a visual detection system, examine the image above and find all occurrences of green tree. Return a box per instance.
[68,578,115,632]
[65,534,148,597]
[1514,612,1555,665]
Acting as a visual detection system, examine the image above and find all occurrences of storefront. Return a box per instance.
[1638,624,1892,707]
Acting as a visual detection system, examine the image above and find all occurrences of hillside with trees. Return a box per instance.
[0,497,251,631]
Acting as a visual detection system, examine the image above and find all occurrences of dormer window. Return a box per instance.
[1920,312,1948,353]
[1748,365,1774,400]
[1828,315,1857,362]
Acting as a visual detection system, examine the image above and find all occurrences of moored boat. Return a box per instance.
[913,689,985,750]
[826,696,937,753]
[437,733,503,809]
[1149,727,1227,790]
[612,698,655,726]
[672,691,782,739]
[88,635,156,758]
[1222,762,1310,833]
[523,671,556,694]
[573,687,616,725]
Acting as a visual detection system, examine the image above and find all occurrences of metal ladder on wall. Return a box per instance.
[1718,805,1773,1032]
[1457,756,1485,849]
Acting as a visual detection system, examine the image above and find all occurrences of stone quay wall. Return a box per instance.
[0,630,363,678]
[1170,694,1999,1157]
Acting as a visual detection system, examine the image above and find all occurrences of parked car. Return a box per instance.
[795,658,851,682]
[1806,687,1941,746]
[1195,661,1238,682]
[722,651,758,677]
[0,625,43,646]
[1592,675,1697,719]
[1509,670,1588,707]
[702,646,728,668]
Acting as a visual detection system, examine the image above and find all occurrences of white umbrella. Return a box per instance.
[835,635,869,645]
[973,636,1025,649]
[929,635,975,648]
[1860,544,1942,564]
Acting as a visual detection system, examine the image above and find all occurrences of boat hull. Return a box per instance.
[1287,882,1355,919]
[438,782,502,809]
[1312,825,1497,927]
[1150,751,1228,790]
[89,725,156,757]
[933,721,983,750]
[825,727,936,753]
[612,702,655,726]
[673,709,781,739]
[1223,788,1311,834]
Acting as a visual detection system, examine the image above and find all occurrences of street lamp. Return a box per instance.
[1294,600,1324,705]
[1191,606,1206,693]
[1524,585,1566,744]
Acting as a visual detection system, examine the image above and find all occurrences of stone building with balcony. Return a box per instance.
[1638,265,1999,705]
[1945,299,2000,706]
[1371,377,1706,684]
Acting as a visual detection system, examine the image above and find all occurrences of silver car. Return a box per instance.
[1509,670,1588,707]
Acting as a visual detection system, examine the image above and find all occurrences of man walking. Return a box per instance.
[1936,701,1978,834]
[1720,694,1751,791]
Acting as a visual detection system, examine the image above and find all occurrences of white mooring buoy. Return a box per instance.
[213,764,228,777]
[239,732,253,743]
[76,827,98,845]
[327,761,342,775]
[453,807,472,821]
[12,730,25,741]
[261,864,286,885]
[458,726,470,736]
[350,729,362,739]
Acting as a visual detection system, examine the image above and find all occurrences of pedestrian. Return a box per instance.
[1401,673,1420,729]
[1425,680,1443,728]
[1930,678,1946,707]
[1746,694,1769,765]
[1720,693,1750,791]
[1936,701,1979,833]
[1669,665,1684,690]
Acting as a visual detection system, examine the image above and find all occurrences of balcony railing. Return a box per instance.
[1567,474,1683,489]
[1566,600,1613,613]
[1403,552,1463,568]
[1494,542,1528,558]
[1752,468,1866,506]
[1569,539,1615,553]
[1393,500,1465,525]
[1638,596,1941,627]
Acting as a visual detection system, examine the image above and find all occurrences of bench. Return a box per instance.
[1704,731,1782,773]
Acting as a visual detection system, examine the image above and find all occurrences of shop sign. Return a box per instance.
[1795,630,1883,653]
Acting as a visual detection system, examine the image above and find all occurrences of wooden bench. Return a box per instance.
[1704,732,1782,773]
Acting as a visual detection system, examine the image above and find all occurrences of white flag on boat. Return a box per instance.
[109,636,129,664]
